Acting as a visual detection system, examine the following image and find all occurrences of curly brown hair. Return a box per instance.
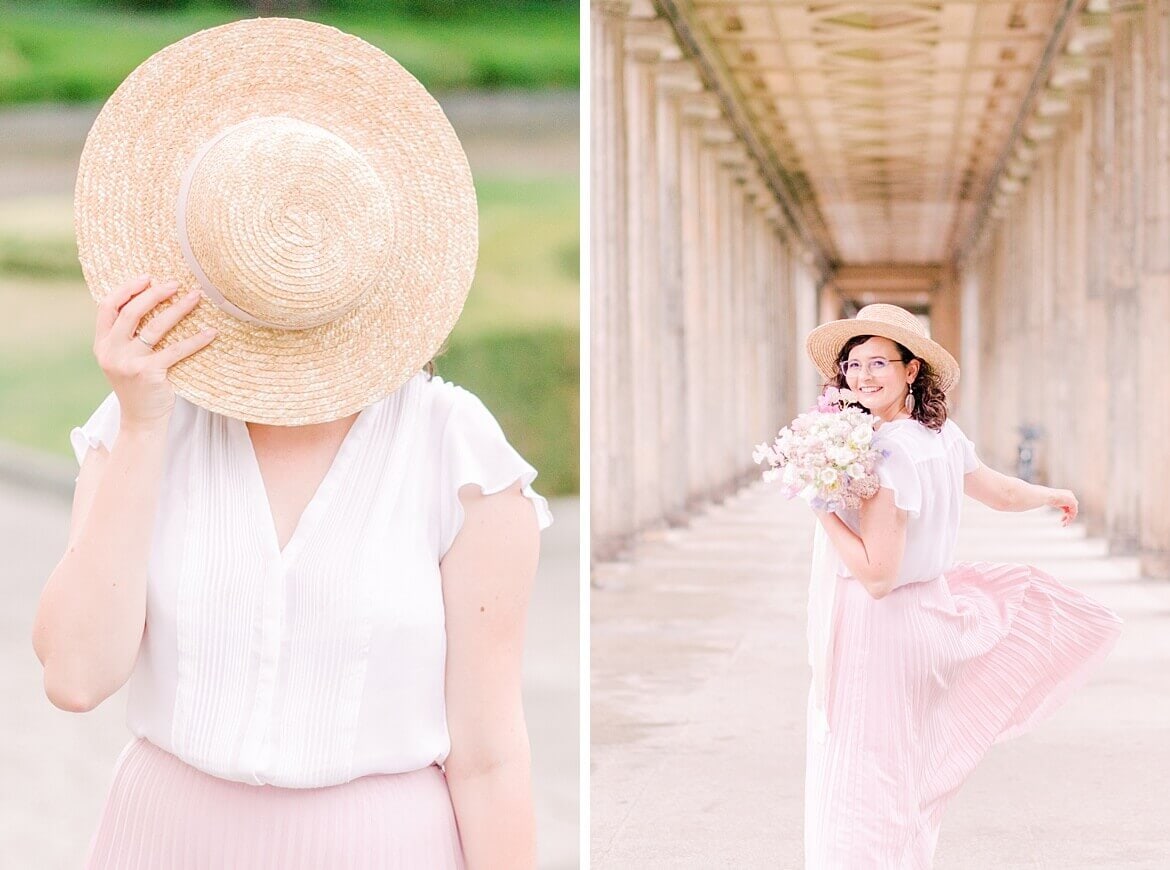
[829,334,948,432]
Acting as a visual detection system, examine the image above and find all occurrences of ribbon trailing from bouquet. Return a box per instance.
[807,522,842,744]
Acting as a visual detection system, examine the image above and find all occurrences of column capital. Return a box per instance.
[762,204,787,231]
[680,91,722,124]
[701,117,737,146]
[716,141,751,170]
[743,177,773,205]
[626,0,658,19]
[656,60,704,96]
[591,0,631,18]
[625,19,682,63]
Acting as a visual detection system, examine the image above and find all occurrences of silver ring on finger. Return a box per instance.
[136,332,156,350]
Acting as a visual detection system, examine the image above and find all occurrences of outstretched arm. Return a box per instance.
[813,486,908,599]
[963,464,1078,526]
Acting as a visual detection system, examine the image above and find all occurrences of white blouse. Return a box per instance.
[69,371,553,788]
[836,417,981,588]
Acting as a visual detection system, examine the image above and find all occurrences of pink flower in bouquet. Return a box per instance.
[816,387,848,413]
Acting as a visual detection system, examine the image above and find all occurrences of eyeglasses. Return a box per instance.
[838,358,905,377]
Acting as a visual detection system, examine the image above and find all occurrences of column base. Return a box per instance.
[1140,551,1170,581]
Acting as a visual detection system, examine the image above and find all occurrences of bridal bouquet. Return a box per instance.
[752,387,885,511]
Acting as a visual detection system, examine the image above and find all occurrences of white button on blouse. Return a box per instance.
[69,372,553,788]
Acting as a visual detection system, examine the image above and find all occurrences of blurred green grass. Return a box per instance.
[0,0,580,103]
[0,174,579,494]
[433,327,578,497]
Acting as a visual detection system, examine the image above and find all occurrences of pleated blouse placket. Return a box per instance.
[227,405,377,783]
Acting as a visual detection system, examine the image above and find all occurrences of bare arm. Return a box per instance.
[963,463,1078,526]
[32,420,170,711]
[30,274,215,713]
[813,486,908,599]
[441,480,540,870]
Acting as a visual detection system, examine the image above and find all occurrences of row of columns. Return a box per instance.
[590,2,822,561]
[958,0,1170,577]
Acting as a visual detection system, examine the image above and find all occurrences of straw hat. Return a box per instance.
[74,17,477,425]
[805,303,960,392]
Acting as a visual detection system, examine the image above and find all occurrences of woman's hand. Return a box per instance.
[93,274,216,428]
[1045,488,1078,527]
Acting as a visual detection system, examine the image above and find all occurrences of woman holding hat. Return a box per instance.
[800,303,1122,867]
[31,19,551,869]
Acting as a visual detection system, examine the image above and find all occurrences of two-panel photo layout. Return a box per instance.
[3,1,1166,868]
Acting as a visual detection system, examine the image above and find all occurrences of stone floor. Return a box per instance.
[591,480,1168,869]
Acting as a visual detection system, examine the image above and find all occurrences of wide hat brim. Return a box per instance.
[805,306,960,393]
[74,17,477,424]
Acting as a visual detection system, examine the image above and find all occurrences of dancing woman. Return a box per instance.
[801,304,1122,868]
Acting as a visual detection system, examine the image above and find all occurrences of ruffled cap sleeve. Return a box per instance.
[875,433,922,519]
[69,390,121,469]
[438,387,553,559]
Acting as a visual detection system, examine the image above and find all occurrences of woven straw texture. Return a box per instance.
[74,17,478,424]
[805,303,960,392]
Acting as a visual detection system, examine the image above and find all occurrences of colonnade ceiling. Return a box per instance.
[673,0,1066,265]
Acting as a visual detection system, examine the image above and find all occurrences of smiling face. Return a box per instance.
[840,336,921,421]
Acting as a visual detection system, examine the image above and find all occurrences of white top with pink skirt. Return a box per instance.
[70,372,552,789]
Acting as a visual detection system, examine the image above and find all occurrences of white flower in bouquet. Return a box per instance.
[751,386,887,511]
[849,425,873,448]
[830,445,857,465]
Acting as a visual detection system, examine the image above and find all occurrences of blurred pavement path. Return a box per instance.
[0,91,578,199]
[591,480,1167,869]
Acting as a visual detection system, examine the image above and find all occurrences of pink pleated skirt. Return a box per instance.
[805,560,1123,869]
[85,738,465,869]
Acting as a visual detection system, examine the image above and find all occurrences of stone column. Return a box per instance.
[704,125,737,498]
[930,267,962,409]
[993,212,1012,470]
[698,118,735,500]
[1105,11,1142,554]
[655,61,702,524]
[679,92,721,510]
[956,265,982,443]
[1048,98,1087,496]
[772,223,792,430]
[744,177,772,450]
[623,19,677,533]
[590,1,631,561]
[1139,0,1170,576]
[720,143,751,485]
[1082,64,1111,537]
[792,252,821,407]
[1034,155,1056,485]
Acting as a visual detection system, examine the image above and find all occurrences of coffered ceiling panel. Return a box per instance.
[686,0,1064,264]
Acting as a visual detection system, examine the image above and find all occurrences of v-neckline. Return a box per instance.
[230,401,378,566]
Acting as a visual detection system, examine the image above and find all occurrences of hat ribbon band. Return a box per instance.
[175,118,289,331]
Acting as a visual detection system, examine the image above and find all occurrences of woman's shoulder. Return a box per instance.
[874,416,966,459]
[415,373,523,466]
[938,417,975,448]
[875,416,967,440]
[875,417,977,474]
[418,372,493,430]
[872,418,923,448]
[424,373,553,547]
